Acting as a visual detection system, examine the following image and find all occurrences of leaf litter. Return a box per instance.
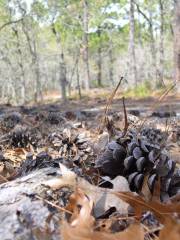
[0,85,179,239]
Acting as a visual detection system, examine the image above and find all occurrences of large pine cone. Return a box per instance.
[96,128,180,198]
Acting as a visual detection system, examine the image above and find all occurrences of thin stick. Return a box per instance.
[104,76,124,116]
[122,97,129,136]
[36,195,72,214]
[100,77,123,133]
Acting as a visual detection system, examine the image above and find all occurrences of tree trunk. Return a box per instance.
[32,38,42,103]
[21,20,42,103]
[52,24,67,102]
[82,0,90,90]
[109,39,114,86]
[148,11,158,84]
[97,27,102,87]
[158,0,165,87]
[12,26,27,104]
[173,0,180,91]
[76,59,82,99]
[129,0,138,87]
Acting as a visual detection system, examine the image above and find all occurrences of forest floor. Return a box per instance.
[0,93,179,239]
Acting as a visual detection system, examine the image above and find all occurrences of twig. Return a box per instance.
[0,18,24,31]
[35,195,72,215]
[122,97,129,136]
[100,77,123,133]
[104,76,124,116]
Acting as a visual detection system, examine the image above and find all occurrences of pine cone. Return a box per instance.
[96,128,179,198]
[46,112,66,125]
[0,112,22,130]
[48,130,93,161]
[8,125,38,148]
[19,151,62,176]
[140,127,167,145]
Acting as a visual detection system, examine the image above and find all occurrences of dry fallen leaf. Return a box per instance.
[114,192,180,222]
[159,219,180,240]
[62,188,144,240]
[44,164,129,216]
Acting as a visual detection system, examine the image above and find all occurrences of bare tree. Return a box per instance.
[97,27,102,87]
[109,38,114,86]
[173,0,180,91]
[158,0,165,87]
[76,58,82,99]
[52,23,67,102]
[82,0,90,90]
[12,26,26,103]
[129,0,138,86]
[21,19,42,103]
[134,1,158,85]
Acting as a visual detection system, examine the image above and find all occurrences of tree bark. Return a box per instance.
[82,0,90,90]
[97,27,102,87]
[52,24,67,102]
[134,1,158,85]
[76,59,82,99]
[158,0,165,87]
[21,20,42,103]
[129,0,138,86]
[109,39,114,86]
[148,10,158,85]
[173,0,180,91]
[12,26,27,103]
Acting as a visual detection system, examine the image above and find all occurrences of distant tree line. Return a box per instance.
[0,0,179,104]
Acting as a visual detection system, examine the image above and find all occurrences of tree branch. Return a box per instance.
[132,0,151,26]
[0,17,24,32]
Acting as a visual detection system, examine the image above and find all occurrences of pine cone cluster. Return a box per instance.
[48,130,93,161]
[96,128,180,198]
[8,125,38,148]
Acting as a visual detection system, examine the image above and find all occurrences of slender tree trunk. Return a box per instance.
[68,49,80,96]
[109,39,114,86]
[158,0,165,87]
[52,24,67,102]
[21,20,42,103]
[33,48,41,103]
[82,0,90,90]
[129,0,138,86]
[173,0,180,91]
[12,26,26,103]
[76,59,82,99]
[137,10,142,47]
[97,27,102,87]
[148,10,158,84]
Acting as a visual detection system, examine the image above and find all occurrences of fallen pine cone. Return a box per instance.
[96,127,180,200]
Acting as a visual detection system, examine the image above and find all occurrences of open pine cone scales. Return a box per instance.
[96,128,180,198]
